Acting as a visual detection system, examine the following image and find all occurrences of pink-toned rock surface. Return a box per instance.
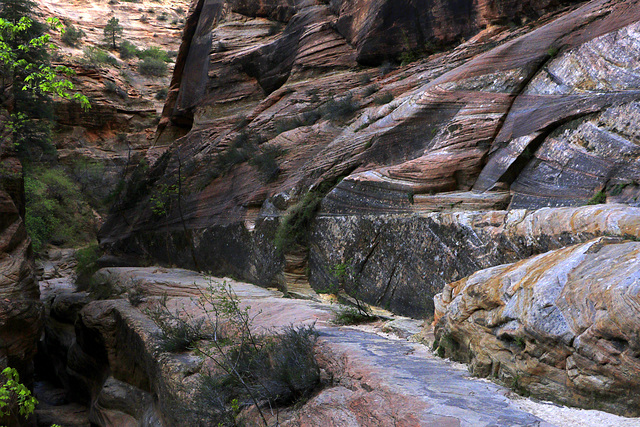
[43,267,555,426]
[100,0,640,315]
[433,237,640,416]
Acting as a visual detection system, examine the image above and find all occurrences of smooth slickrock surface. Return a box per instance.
[42,267,560,426]
[433,237,640,416]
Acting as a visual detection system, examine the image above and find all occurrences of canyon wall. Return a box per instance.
[101,0,640,316]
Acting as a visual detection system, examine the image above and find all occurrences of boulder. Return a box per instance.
[433,237,640,416]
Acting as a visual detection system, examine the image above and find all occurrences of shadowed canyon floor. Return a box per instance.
[38,267,640,426]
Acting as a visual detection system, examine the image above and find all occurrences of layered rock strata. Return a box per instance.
[0,139,43,425]
[101,0,640,319]
[433,237,640,416]
[311,204,640,317]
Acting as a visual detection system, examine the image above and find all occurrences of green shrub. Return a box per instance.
[175,6,185,14]
[119,40,138,59]
[184,281,320,425]
[82,46,118,67]
[273,176,345,252]
[104,80,128,99]
[274,110,321,134]
[274,191,324,251]
[334,306,375,325]
[210,131,260,178]
[587,190,606,205]
[147,295,214,352]
[137,46,170,62]
[24,166,96,253]
[127,286,145,306]
[138,57,167,76]
[373,92,393,105]
[75,243,101,286]
[322,93,358,121]
[155,87,168,100]
[249,145,286,183]
[399,49,420,65]
[61,23,84,47]
[157,12,168,21]
[362,84,379,97]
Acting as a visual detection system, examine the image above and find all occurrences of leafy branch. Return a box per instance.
[0,16,90,110]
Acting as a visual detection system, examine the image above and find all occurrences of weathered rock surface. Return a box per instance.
[0,132,43,426]
[311,204,640,317]
[91,0,640,417]
[100,0,640,320]
[37,0,190,217]
[42,267,564,426]
[433,237,640,416]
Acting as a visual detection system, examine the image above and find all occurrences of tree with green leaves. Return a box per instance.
[0,16,90,159]
[0,0,89,160]
[103,17,123,50]
[0,367,38,424]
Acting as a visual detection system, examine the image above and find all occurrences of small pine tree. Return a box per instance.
[103,17,123,50]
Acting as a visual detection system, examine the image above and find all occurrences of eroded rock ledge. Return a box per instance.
[311,204,640,317]
[433,237,640,416]
[41,267,555,426]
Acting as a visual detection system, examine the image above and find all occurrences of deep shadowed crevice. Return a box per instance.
[498,111,597,186]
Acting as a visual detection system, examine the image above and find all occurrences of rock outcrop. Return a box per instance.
[311,204,640,317]
[99,0,640,320]
[41,267,558,426]
[0,136,43,425]
[433,237,640,416]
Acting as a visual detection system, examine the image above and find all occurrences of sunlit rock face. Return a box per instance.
[433,236,640,416]
[101,0,640,318]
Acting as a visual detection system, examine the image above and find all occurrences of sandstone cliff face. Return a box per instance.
[38,0,190,216]
[101,0,640,318]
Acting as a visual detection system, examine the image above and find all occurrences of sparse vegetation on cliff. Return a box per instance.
[138,56,167,76]
[103,17,123,50]
[148,280,321,425]
[24,166,96,253]
[61,22,84,46]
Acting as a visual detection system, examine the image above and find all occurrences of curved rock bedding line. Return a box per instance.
[46,267,553,426]
[101,0,640,296]
[433,237,640,416]
[311,204,640,317]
